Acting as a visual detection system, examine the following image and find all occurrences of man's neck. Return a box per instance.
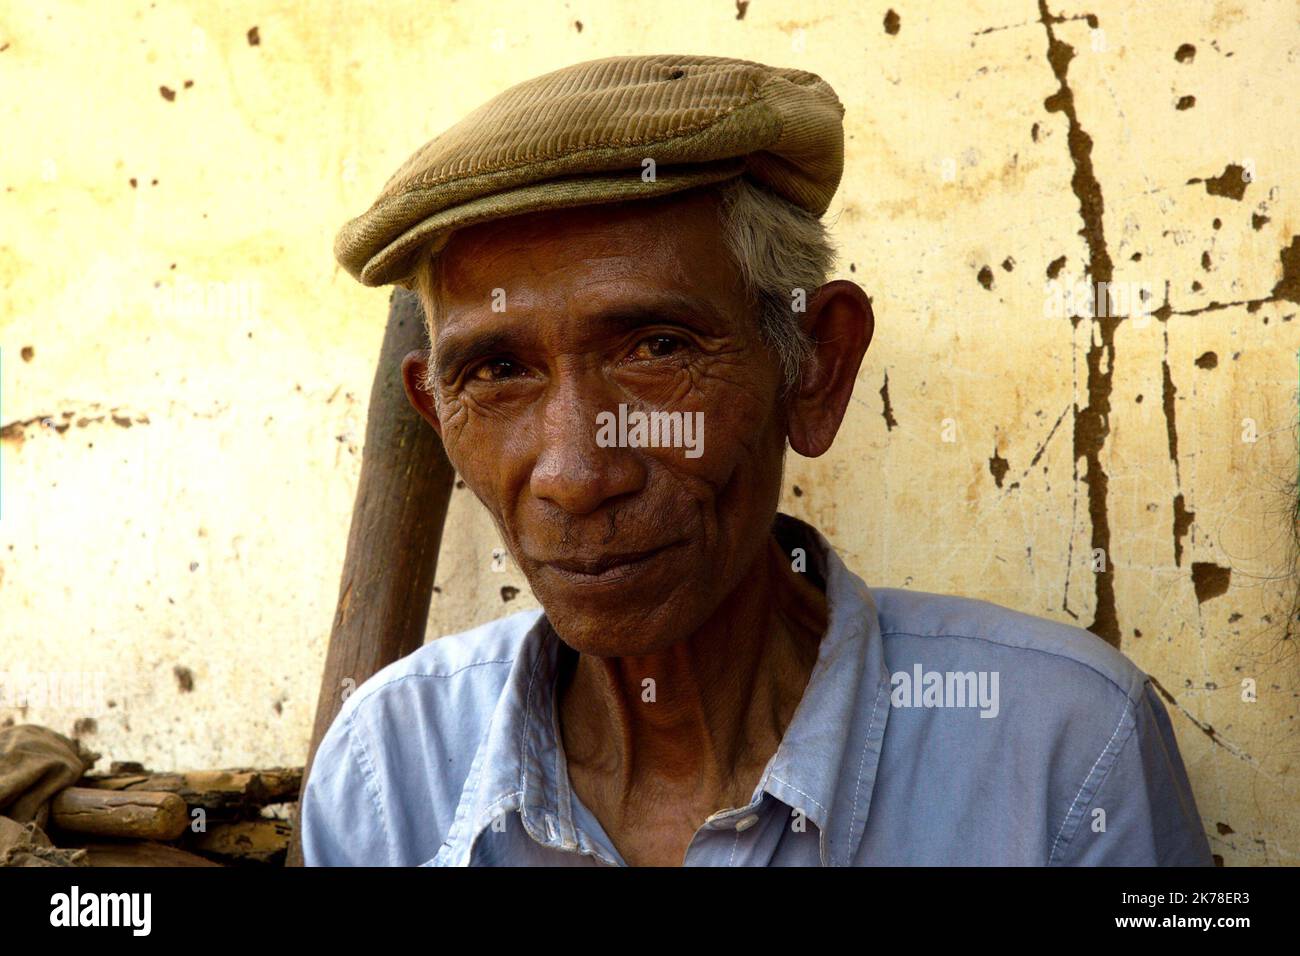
[556,529,828,862]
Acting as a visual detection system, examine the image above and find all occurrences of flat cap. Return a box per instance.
[334,54,845,289]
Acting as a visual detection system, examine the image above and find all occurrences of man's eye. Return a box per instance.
[631,334,687,360]
[470,359,522,382]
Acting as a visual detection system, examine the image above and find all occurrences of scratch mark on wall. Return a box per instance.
[1154,235,1300,318]
[1028,404,1070,472]
[1149,675,1258,765]
[974,12,1095,36]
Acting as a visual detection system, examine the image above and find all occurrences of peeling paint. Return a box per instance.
[1191,562,1231,603]
[1172,493,1194,567]
[989,447,1009,488]
[1188,163,1250,201]
[879,371,898,431]
[1040,1,1119,648]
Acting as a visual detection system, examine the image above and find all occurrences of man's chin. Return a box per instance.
[542,610,694,658]
[532,584,707,658]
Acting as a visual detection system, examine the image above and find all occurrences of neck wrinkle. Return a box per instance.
[558,528,827,813]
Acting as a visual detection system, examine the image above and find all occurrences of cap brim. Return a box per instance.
[347,160,748,290]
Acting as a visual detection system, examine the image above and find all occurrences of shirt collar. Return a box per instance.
[433,513,890,867]
[760,513,892,865]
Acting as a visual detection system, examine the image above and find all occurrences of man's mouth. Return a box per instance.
[540,540,685,585]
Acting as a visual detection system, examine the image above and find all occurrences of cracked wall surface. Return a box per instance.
[1,1,1297,865]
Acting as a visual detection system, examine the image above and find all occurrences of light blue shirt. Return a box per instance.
[301,515,1212,866]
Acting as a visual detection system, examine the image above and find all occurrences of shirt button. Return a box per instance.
[735,813,760,832]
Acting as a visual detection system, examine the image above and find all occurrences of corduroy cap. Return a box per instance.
[334,54,845,290]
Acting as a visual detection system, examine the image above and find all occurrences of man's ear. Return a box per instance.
[786,279,874,458]
[401,349,443,436]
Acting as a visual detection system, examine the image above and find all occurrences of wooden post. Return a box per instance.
[286,288,455,866]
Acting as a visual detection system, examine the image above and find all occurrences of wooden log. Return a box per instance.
[194,820,292,865]
[50,787,189,841]
[286,288,456,866]
[80,768,302,814]
[78,841,223,867]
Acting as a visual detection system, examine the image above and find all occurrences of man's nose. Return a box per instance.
[529,387,646,516]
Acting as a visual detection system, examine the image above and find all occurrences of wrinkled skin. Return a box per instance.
[401,187,873,865]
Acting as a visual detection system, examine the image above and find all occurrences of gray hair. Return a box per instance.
[414,177,834,393]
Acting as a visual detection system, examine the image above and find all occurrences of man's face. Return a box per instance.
[417,190,790,656]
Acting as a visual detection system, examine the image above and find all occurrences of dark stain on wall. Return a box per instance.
[1191,562,1231,603]
[1040,1,1119,647]
[1270,236,1300,304]
[989,448,1009,488]
[1,406,149,445]
[1172,493,1194,567]
[880,371,898,431]
[1188,164,1250,201]
[1161,359,1179,467]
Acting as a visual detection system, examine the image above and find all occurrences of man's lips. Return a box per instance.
[539,540,685,583]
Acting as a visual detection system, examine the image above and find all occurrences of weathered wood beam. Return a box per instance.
[195,820,293,865]
[78,841,223,867]
[286,288,455,866]
[50,787,189,841]
[81,768,301,814]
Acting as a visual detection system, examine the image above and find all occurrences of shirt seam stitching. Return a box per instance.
[1046,697,1136,865]
[845,679,887,860]
[518,633,551,805]
[727,827,743,867]
[345,659,517,712]
[344,709,395,866]
[879,629,1140,701]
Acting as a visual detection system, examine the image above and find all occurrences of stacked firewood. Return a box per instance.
[46,762,301,867]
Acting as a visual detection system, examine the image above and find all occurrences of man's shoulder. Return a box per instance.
[301,608,544,865]
[859,587,1210,866]
[338,607,543,720]
[871,586,1145,701]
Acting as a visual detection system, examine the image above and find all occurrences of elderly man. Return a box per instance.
[301,55,1212,866]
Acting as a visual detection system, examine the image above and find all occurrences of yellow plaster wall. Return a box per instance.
[1,0,1297,864]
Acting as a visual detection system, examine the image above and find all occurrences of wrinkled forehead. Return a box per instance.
[429,188,739,324]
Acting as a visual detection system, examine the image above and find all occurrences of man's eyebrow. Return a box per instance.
[434,329,517,381]
[591,294,731,336]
